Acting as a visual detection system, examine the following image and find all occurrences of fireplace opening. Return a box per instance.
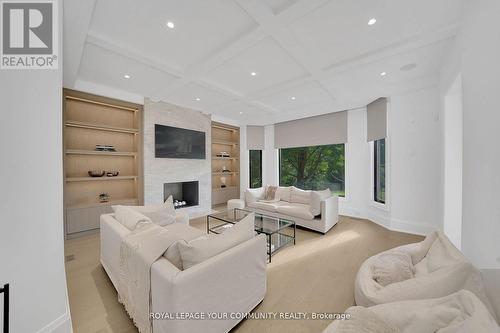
[164,181,199,209]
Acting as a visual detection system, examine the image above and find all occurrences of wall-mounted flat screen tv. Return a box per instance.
[155,124,206,159]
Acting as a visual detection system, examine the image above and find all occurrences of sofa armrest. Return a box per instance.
[175,211,189,225]
[320,195,339,232]
[151,235,267,333]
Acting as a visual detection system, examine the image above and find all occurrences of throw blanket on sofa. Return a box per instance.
[119,222,182,333]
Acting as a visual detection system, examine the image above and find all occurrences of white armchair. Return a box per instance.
[354,231,497,322]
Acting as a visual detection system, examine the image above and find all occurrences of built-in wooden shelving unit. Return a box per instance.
[211,122,240,206]
[63,89,143,238]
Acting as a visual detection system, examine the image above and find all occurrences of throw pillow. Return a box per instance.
[245,187,265,204]
[310,189,332,216]
[372,251,414,287]
[290,186,311,205]
[177,213,255,269]
[163,223,205,270]
[126,195,176,226]
[276,186,292,202]
[264,185,279,201]
[112,205,151,231]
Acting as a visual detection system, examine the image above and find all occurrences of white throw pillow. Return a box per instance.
[177,213,255,269]
[163,223,205,270]
[310,189,332,216]
[290,186,311,205]
[111,205,151,231]
[276,186,292,202]
[372,251,414,287]
[245,187,265,204]
[125,195,176,226]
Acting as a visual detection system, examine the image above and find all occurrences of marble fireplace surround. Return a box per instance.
[143,99,211,217]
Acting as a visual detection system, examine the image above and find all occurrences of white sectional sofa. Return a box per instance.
[100,212,267,333]
[244,186,339,234]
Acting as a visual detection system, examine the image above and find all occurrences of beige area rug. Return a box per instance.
[64,215,423,333]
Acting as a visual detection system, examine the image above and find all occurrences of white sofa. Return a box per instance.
[244,186,339,234]
[100,213,267,333]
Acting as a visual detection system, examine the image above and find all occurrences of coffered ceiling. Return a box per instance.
[64,0,464,125]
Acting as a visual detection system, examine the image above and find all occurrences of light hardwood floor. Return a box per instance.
[64,214,422,333]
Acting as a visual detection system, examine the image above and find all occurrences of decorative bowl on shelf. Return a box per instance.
[106,171,119,177]
[88,170,105,177]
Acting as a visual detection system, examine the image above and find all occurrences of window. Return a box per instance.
[374,138,385,203]
[279,144,345,196]
[249,150,262,188]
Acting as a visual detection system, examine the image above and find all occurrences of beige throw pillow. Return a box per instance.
[372,251,414,287]
[177,213,255,269]
[260,185,280,202]
[111,205,151,231]
[123,195,176,226]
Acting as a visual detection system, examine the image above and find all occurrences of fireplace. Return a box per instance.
[164,181,199,209]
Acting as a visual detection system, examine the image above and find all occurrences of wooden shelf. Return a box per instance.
[212,156,238,160]
[67,198,139,210]
[65,120,139,134]
[212,139,239,146]
[212,124,236,132]
[212,172,239,175]
[66,149,137,157]
[66,95,138,113]
[65,176,138,182]
[212,186,238,191]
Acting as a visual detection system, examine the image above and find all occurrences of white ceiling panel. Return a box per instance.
[89,0,258,71]
[204,36,308,96]
[78,43,178,97]
[266,0,299,15]
[166,82,236,111]
[321,38,453,105]
[255,81,332,112]
[289,0,464,69]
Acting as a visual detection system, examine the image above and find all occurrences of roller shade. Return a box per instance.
[274,111,347,149]
[246,125,265,150]
[367,97,387,141]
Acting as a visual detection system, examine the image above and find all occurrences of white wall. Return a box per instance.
[0,1,71,331]
[143,99,212,217]
[440,0,500,269]
[443,75,463,249]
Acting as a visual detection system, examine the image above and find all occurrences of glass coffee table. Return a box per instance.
[207,208,296,263]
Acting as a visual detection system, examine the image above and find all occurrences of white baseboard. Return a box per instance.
[390,218,436,236]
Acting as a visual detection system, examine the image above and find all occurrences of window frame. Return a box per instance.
[249,149,263,188]
[278,143,346,197]
[373,138,386,204]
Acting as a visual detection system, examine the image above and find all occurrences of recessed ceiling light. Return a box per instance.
[380,72,387,76]
[368,18,377,26]
[291,96,296,100]
[166,21,175,29]
[250,72,257,76]
[123,74,131,79]
[195,97,200,101]
[239,111,243,114]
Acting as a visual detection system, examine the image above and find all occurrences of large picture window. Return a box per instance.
[374,138,385,203]
[249,150,262,188]
[279,144,345,196]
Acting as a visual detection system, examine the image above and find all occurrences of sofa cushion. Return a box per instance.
[125,195,176,226]
[276,186,292,202]
[248,200,285,212]
[111,205,151,231]
[310,189,332,216]
[163,223,206,270]
[263,185,280,201]
[290,186,311,205]
[245,187,265,204]
[177,213,255,269]
[277,203,315,220]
